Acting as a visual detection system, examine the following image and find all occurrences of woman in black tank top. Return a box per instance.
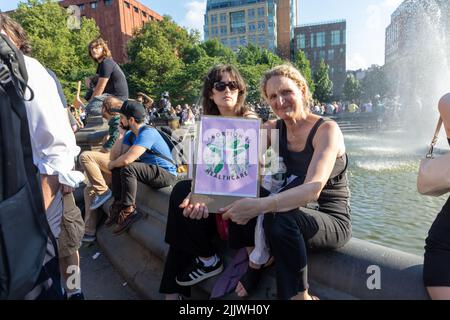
[423,93,450,299]
[220,64,351,300]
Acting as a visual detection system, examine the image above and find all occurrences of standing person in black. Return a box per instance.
[423,93,450,299]
[220,64,352,300]
[85,37,128,118]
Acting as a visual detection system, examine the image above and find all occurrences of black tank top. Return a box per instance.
[277,118,350,218]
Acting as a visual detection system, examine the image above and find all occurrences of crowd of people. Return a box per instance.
[2,12,450,301]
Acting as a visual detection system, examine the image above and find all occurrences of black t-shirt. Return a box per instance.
[97,58,129,100]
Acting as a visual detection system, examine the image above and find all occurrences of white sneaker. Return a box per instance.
[90,189,112,210]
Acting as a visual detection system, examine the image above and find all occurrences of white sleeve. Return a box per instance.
[23,56,80,176]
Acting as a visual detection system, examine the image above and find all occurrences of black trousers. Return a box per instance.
[159,179,257,296]
[424,196,450,287]
[263,207,351,299]
[111,162,176,207]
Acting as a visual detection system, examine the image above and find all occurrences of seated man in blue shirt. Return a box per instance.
[107,100,177,234]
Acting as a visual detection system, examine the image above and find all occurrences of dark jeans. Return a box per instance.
[263,208,351,299]
[111,162,176,207]
[159,179,257,297]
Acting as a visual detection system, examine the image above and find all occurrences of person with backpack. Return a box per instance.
[79,95,122,242]
[106,100,177,235]
[1,14,82,299]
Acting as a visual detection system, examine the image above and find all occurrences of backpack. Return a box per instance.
[127,125,188,174]
[0,34,59,299]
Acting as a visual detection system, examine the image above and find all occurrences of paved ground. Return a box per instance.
[79,241,140,300]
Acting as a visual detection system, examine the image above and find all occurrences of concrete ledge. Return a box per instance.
[97,182,429,300]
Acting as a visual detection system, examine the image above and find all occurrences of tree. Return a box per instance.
[12,0,100,102]
[313,59,333,103]
[343,74,361,102]
[361,65,389,100]
[124,16,196,103]
[200,39,236,63]
[294,51,315,95]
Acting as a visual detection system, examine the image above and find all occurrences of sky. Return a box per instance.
[0,0,404,70]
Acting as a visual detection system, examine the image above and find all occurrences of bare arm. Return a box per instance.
[108,145,146,170]
[266,121,344,212]
[109,135,127,161]
[221,121,344,224]
[41,174,60,211]
[438,93,450,138]
[90,77,109,100]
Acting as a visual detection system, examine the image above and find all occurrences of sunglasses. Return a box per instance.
[213,81,239,92]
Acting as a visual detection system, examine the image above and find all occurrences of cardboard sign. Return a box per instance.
[191,115,261,212]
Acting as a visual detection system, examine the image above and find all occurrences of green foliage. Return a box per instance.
[294,51,315,95]
[343,74,362,102]
[361,65,389,100]
[313,59,333,103]
[12,0,100,103]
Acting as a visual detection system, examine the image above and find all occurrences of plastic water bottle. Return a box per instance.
[270,157,287,194]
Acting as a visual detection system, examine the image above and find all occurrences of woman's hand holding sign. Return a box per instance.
[180,192,209,220]
[219,197,268,225]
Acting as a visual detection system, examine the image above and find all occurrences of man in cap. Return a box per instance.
[107,100,177,234]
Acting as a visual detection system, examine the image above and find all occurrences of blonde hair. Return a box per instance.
[260,64,312,111]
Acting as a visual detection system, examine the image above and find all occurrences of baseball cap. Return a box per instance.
[111,100,146,121]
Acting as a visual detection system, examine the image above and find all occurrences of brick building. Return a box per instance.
[293,20,346,97]
[60,0,163,63]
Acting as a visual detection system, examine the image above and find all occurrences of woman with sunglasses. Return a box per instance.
[159,64,259,300]
[220,64,351,300]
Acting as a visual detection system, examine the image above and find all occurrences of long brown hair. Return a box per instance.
[88,37,112,61]
[0,13,32,54]
[202,64,249,116]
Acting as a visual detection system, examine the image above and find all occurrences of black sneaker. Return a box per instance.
[176,257,223,286]
[67,292,85,300]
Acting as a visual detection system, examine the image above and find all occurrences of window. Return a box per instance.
[249,35,256,44]
[257,21,265,32]
[248,9,255,19]
[230,11,246,34]
[340,47,344,54]
[258,35,266,45]
[211,14,218,25]
[297,34,305,49]
[220,26,227,35]
[257,7,265,17]
[230,37,238,47]
[328,49,334,61]
[240,36,247,46]
[248,23,256,32]
[220,13,227,23]
[104,0,112,6]
[134,6,139,13]
[90,1,97,9]
[331,30,341,45]
[316,32,325,47]
[79,4,85,11]
[319,50,325,60]
[310,33,315,48]
[142,12,147,17]
[124,1,130,9]
[212,27,219,36]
